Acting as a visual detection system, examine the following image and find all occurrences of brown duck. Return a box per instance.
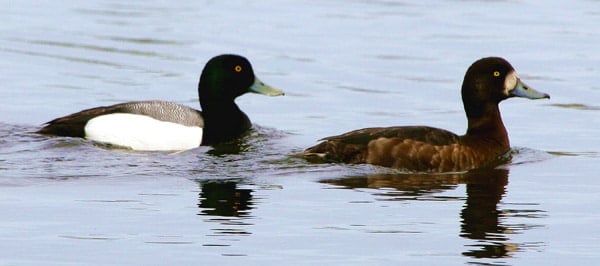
[303,57,550,172]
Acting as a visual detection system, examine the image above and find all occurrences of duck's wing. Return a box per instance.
[37,101,203,137]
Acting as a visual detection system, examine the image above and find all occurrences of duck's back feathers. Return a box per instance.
[321,126,460,145]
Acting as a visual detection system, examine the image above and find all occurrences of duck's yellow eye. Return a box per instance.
[493,71,500,77]
[234,65,243,72]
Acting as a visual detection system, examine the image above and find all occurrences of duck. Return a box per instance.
[37,54,284,151]
[303,57,549,172]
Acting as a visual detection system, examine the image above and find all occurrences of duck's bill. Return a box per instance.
[510,79,550,99]
[249,77,284,96]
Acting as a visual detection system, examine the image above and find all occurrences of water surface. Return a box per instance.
[1,1,599,265]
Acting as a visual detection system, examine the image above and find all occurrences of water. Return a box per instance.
[1,0,599,265]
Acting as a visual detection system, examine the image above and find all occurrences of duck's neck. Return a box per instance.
[200,99,251,145]
[465,103,510,149]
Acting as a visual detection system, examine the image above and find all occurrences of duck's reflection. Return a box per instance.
[320,168,544,259]
[460,169,512,258]
[197,180,254,237]
[322,172,463,200]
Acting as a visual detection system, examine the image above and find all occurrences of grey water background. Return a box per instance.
[1,0,599,265]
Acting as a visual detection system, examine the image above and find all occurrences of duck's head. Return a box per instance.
[198,54,284,105]
[461,57,550,118]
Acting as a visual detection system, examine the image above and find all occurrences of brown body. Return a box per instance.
[303,57,549,172]
[305,123,508,172]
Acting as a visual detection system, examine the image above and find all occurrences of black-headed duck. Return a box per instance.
[37,54,284,151]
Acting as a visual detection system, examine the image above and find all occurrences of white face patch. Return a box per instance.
[84,113,203,151]
[504,70,518,96]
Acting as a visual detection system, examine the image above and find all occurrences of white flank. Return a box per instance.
[84,113,203,151]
